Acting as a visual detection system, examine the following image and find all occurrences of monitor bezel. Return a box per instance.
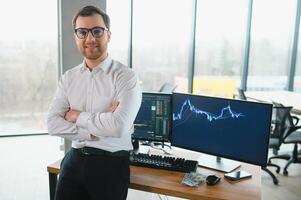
[132,91,172,143]
[171,92,273,167]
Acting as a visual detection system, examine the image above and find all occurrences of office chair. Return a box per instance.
[158,82,177,93]
[261,106,292,185]
[268,105,301,176]
[269,105,293,155]
[236,89,282,184]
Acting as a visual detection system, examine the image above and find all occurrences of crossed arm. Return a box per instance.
[65,102,119,123]
[47,71,141,141]
[64,102,119,139]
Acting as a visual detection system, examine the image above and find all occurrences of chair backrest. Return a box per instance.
[272,102,300,139]
[237,87,247,100]
[158,82,177,93]
[282,108,301,141]
[271,105,292,141]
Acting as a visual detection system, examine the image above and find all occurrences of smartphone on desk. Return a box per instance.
[224,170,252,181]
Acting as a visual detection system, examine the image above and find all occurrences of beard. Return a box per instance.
[83,48,102,60]
[80,42,107,60]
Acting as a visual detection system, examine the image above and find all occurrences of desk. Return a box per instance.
[245,91,301,114]
[47,150,261,200]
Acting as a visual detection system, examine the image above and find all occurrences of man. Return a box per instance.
[47,5,141,200]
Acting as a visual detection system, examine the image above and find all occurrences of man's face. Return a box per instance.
[74,15,110,60]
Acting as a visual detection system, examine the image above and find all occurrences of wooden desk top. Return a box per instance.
[47,159,61,174]
[245,90,301,114]
[47,149,261,200]
[130,163,260,200]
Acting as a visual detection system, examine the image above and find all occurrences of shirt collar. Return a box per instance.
[80,55,112,73]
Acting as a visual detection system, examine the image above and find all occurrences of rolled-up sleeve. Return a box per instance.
[76,69,142,137]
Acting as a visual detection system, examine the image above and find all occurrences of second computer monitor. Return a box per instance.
[133,92,172,142]
[171,93,272,167]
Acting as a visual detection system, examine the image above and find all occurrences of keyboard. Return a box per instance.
[130,153,198,173]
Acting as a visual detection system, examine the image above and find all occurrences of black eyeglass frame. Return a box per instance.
[74,26,109,39]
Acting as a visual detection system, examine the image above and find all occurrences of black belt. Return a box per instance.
[74,147,129,157]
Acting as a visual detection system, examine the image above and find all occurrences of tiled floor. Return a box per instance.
[0,135,300,200]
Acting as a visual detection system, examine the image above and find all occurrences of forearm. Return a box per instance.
[76,111,130,137]
[47,113,92,141]
[47,96,92,141]
[76,88,141,137]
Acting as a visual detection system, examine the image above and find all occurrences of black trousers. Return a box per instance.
[55,148,130,200]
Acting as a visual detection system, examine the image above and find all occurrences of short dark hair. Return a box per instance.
[72,5,110,30]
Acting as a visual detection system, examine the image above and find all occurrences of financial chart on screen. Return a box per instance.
[133,92,171,142]
[171,93,272,166]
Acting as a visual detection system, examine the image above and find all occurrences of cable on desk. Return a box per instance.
[149,143,174,156]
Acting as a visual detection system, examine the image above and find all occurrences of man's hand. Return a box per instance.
[90,134,99,141]
[65,109,81,123]
[108,101,119,113]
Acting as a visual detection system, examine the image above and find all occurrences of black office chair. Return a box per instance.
[268,105,301,175]
[270,105,294,155]
[261,105,292,185]
[236,89,282,184]
[158,82,177,93]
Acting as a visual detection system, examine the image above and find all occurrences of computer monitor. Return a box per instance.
[133,92,172,142]
[172,93,272,172]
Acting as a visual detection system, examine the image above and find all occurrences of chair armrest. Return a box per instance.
[283,125,301,140]
[292,116,299,126]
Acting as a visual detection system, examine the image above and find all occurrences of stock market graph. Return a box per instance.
[173,98,245,127]
[171,93,272,166]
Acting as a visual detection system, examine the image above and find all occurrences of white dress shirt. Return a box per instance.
[47,56,142,152]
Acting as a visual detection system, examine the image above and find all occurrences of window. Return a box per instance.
[247,0,296,91]
[132,0,193,92]
[294,16,301,92]
[107,0,130,65]
[107,0,300,94]
[194,0,248,98]
[0,0,58,135]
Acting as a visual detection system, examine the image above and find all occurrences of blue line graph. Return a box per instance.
[173,98,245,125]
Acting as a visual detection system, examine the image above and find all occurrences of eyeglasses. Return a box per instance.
[74,26,108,39]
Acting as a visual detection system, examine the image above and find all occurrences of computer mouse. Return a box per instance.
[206,175,221,185]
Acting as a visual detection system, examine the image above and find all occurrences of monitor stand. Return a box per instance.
[198,154,241,173]
[153,141,166,148]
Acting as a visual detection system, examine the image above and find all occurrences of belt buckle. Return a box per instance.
[81,147,90,155]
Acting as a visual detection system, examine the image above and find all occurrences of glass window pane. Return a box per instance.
[132,0,193,92]
[194,0,248,98]
[0,0,58,135]
[248,0,296,91]
[294,18,301,92]
[107,0,130,65]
